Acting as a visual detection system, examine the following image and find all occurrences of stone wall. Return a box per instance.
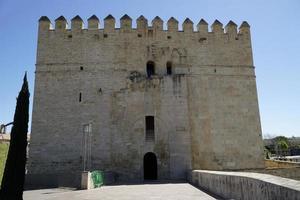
[265,159,300,168]
[27,15,264,186]
[246,167,300,181]
[190,170,300,200]
[241,159,300,181]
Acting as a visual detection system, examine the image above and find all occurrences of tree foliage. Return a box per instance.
[277,140,289,150]
[0,74,29,200]
[274,136,288,144]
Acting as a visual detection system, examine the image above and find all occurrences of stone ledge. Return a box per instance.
[265,159,300,169]
[190,170,300,200]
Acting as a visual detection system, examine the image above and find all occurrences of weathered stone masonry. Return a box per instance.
[27,14,265,187]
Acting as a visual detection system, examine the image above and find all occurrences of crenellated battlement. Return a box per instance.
[37,14,253,67]
[38,14,250,36]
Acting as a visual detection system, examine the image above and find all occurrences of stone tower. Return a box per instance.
[27,14,264,188]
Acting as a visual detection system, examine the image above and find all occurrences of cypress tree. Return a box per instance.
[0,73,30,200]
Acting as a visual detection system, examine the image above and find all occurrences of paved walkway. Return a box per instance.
[24,183,217,200]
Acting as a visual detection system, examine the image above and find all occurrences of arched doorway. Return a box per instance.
[143,152,157,180]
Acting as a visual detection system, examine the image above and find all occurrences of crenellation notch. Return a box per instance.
[225,20,237,35]
[71,15,84,30]
[55,16,68,31]
[197,19,208,34]
[167,17,179,32]
[137,15,148,35]
[239,21,250,35]
[38,16,51,31]
[211,20,223,33]
[104,14,115,33]
[152,16,163,31]
[88,15,99,29]
[120,14,132,32]
[183,18,194,33]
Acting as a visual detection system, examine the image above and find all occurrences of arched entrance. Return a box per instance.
[143,152,157,180]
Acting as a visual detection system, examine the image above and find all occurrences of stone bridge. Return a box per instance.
[24,170,300,200]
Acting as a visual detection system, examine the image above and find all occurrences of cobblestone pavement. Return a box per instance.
[24,183,217,200]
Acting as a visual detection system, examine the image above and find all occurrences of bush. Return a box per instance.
[0,143,9,186]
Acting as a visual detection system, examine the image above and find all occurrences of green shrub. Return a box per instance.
[0,143,9,186]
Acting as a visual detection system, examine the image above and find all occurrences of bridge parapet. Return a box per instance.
[190,170,300,200]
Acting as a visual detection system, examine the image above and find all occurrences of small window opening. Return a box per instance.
[103,34,108,38]
[214,69,217,73]
[166,61,172,75]
[138,34,142,37]
[80,66,83,71]
[145,116,155,141]
[167,35,172,39]
[199,37,207,43]
[68,34,72,39]
[146,61,155,78]
[79,92,82,102]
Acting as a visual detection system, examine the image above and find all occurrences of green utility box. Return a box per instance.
[91,170,104,188]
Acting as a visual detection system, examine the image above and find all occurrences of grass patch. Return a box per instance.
[0,142,9,186]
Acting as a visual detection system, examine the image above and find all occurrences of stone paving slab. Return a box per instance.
[24,183,217,200]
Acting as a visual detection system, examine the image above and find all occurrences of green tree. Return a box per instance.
[277,140,289,150]
[274,136,289,156]
[0,74,30,200]
[275,136,289,143]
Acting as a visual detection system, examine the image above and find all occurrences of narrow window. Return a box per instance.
[79,92,82,102]
[166,61,172,75]
[145,116,154,141]
[80,66,83,71]
[146,61,155,78]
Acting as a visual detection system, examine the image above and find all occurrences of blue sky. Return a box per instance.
[0,0,299,137]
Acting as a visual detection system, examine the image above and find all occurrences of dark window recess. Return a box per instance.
[103,34,108,38]
[146,61,155,78]
[80,66,84,71]
[79,93,82,102]
[68,34,72,39]
[214,69,217,73]
[145,116,154,141]
[138,34,142,37]
[166,61,172,75]
[167,35,172,39]
[199,37,207,43]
